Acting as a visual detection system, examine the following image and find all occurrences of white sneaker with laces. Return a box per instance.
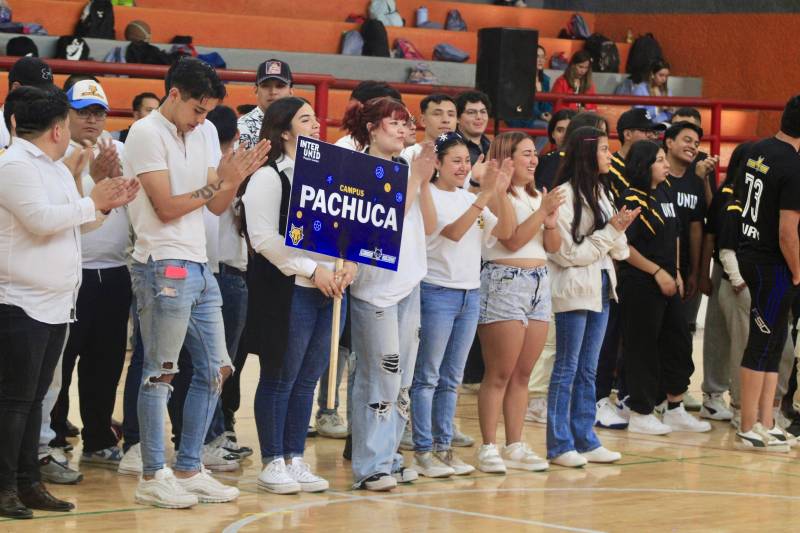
[316,412,349,439]
[628,412,671,435]
[682,391,702,411]
[662,404,712,433]
[118,444,143,476]
[765,424,797,447]
[451,425,475,447]
[477,444,506,474]
[135,467,198,509]
[412,451,455,478]
[774,408,792,430]
[434,449,474,475]
[550,450,587,468]
[595,397,628,429]
[202,443,240,472]
[616,395,631,421]
[581,446,621,463]
[258,458,301,494]
[286,457,329,492]
[525,397,547,424]
[700,393,733,421]
[175,467,240,503]
[654,400,667,417]
[736,423,790,452]
[501,442,549,471]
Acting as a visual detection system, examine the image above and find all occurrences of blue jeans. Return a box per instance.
[254,286,345,462]
[546,271,610,459]
[122,299,143,450]
[410,283,479,452]
[131,259,232,475]
[168,266,250,447]
[351,286,421,483]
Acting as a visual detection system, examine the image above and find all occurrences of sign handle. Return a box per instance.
[327,258,345,410]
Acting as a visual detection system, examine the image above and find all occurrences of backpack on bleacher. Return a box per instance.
[626,33,663,75]
[361,19,391,57]
[433,43,469,63]
[564,13,590,40]
[75,0,115,40]
[584,33,619,73]
[369,0,403,27]
[444,9,467,31]
[394,38,424,60]
[55,36,90,61]
[341,30,364,55]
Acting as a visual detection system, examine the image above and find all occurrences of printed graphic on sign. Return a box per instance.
[284,136,409,271]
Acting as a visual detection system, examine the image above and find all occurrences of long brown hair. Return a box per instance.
[489,131,538,198]
[565,50,593,94]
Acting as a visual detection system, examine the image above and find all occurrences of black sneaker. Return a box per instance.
[48,436,73,453]
[307,426,318,438]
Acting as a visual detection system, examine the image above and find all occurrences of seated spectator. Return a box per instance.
[117,92,160,143]
[633,59,674,123]
[551,50,597,113]
[506,45,552,151]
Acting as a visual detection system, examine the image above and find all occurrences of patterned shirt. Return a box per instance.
[237,106,264,150]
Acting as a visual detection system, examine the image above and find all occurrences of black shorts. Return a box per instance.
[739,261,798,372]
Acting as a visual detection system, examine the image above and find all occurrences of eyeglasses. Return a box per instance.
[75,108,108,120]
[463,109,488,117]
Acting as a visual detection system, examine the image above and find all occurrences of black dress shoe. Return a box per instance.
[18,483,74,512]
[0,489,33,519]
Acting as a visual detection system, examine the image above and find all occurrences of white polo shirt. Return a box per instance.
[0,138,97,324]
[124,109,213,264]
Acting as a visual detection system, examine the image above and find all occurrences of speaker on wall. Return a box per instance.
[476,28,539,122]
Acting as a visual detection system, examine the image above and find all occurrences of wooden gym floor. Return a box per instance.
[3,334,800,533]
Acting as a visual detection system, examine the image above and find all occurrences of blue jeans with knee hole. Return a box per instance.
[131,259,232,476]
[547,271,610,459]
[411,283,479,452]
[254,286,345,462]
[351,286,421,483]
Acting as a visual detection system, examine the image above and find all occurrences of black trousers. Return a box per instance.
[596,299,624,400]
[621,274,693,415]
[462,336,485,384]
[51,267,132,452]
[0,304,66,490]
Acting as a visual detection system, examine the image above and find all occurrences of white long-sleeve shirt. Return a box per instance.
[242,155,334,288]
[0,138,98,324]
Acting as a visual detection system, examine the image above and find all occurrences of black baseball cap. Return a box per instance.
[8,56,54,89]
[256,59,292,86]
[616,108,667,137]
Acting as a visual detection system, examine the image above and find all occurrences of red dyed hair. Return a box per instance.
[341,96,409,150]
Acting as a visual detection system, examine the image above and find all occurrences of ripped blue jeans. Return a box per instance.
[350,286,420,484]
[130,259,232,476]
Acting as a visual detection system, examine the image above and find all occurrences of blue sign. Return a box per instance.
[284,136,409,271]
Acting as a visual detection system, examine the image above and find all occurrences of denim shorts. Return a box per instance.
[478,262,551,326]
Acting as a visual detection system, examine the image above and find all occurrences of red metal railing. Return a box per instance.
[0,56,785,165]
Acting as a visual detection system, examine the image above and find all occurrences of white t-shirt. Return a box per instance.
[425,186,497,289]
[334,134,359,151]
[66,139,130,269]
[0,105,9,148]
[199,120,223,273]
[482,186,547,261]
[124,110,213,264]
[218,204,248,271]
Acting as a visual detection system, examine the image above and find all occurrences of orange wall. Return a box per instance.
[596,12,797,135]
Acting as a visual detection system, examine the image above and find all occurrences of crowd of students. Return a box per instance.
[1,53,800,519]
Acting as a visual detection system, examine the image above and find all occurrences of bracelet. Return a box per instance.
[544,224,556,230]
[469,179,481,188]
[653,266,662,277]
[471,202,485,211]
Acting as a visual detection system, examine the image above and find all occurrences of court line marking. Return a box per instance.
[221,486,800,533]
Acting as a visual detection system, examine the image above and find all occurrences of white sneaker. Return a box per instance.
[654,400,667,417]
[210,433,253,459]
[700,393,733,421]
[392,467,418,483]
[451,425,475,447]
[135,467,198,509]
[594,397,628,429]
[662,404,712,433]
[286,457,329,492]
[175,467,240,503]
[730,407,741,430]
[736,423,790,452]
[258,458,301,494]
[362,473,397,491]
[525,397,547,424]
[477,443,506,474]
[434,449,474,475]
[399,424,414,451]
[616,395,631,421]
[202,443,240,472]
[550,450,587,468]
[118,444,143,476]
[412,451,455,478]
[628,412,672,435]
[316,412,348,439]
[765,424,797,448]
[581,446,621,463]
[683,391,702,412]
[774,408,792,430]
[501,442,549,472]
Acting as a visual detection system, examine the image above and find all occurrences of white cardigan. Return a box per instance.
[547,182,629,313]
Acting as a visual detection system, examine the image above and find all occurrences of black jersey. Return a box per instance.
[738,137,800,265]
[666,168,706,274]
[620,184,680,278]
[704,184,735,264]
[534,150,563,192]
[607,151,629,206]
